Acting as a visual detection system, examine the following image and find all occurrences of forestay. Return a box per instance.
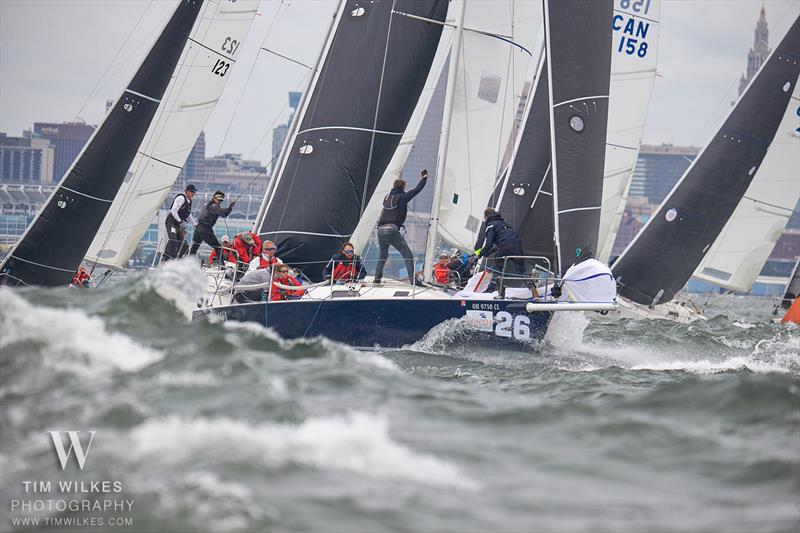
[0,0,205,287]
[86,0,261,269]
[597,0,661,263]
[257,0,448,281]
[612,17,800,306]
[693,79,800,292]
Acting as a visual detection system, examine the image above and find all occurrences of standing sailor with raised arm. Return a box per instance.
[162,184,198,262]
[189,190,235,264]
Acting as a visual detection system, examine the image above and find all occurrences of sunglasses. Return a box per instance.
[278,270,289,274]
[264,247,277,251]
[343,250,354,254]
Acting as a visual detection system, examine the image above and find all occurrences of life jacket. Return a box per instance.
[257,255,281,270]
[270,275,303,301]
[232,234,262,263]
[171,193,192,222]
[434,263,450,284]
[332,261,358,280]
[71,266,90,287]
[377,188,405,227]
[209,247,235,264]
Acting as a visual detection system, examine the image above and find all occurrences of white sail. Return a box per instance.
[597,1,661,263]
[349,24,454,253]
[433,0,541,251]
[85,0,260,268]
[693,79,800,292]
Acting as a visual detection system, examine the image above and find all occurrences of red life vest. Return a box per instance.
[270,275,303,301]
[434,263,449,284]
[232,233,262,263]
[332,262,358,280]
[257,255,281,270]
[209,248,235,264]
[71,266,91,287]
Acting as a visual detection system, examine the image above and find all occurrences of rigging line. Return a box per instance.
[360,0,396,218]
[72,0,155,122]
[260,48,314,70]
[460,34,478,244]
[742,196,796,212]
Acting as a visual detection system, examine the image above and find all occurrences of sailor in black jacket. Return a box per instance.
[162,184,198,262]
[189,190,236,262]
[373,169,428,283]
[478,208,525,277]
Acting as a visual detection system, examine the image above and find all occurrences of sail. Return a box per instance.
[693,80,800,292]
[256,0,448,281]
[779,258,800,311]
[0,0,204,287]
[597,0,661,263]
[433,1,539,252]
[349,27,453,253]
[544,0,614,275]
[85,0,260,269]
[612,17,800,306]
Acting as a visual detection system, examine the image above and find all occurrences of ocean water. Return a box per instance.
[0,261,798,532]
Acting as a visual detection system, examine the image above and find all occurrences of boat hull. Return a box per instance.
[194,298,553,350]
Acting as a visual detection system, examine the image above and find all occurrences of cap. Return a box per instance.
[185,184,197,193]
[241,233,254,245]
[221,235,230,243]
[439,253,448,259]
[213,190,225,200]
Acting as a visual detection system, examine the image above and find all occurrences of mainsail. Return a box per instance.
[612,17,800,306]
[256,0,448,281]
[544,0,613,275]
[693,81,800,292]
[597,0,661,263]
[0,0,205,287]
[85,0,260,269]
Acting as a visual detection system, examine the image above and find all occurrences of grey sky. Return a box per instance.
[1,0,798,165]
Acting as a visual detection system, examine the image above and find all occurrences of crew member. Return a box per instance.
[270,265,304,301]
[477,208,524,277]
[71,265,91,287]
[433,254,451,284]
[248,240,282,272]
[233,231,262,270]
[162,184,198,262]
[323,242,367,282]
[373,169,428,284]
[189,191,235,261]
[208,235,235,265]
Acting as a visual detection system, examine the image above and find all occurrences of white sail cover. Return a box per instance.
[85,0,260,268]
[693,78,800,292]
[435,0,540,251]
[597,0,661,263]
[349,24,454,252]
[560,258,616,303]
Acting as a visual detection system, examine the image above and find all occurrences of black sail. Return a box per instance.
[495,54,557,270]
[0,0,204,287]
[612,17,800,306]
[778,258,800,311]
[258,0,448,281]
[544,0,613,275]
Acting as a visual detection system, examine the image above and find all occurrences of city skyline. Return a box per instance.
[1,0,798,165]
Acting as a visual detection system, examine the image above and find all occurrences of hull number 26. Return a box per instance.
[495,311,530,340]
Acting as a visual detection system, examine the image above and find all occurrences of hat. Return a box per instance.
[221,235,230,243]
[241,233,254,245]
[439,253,448,259]
[185,184,197,193]
[213,190,225,200]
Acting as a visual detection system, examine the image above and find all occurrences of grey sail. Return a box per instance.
[544,0,613,275]
[0,0,204,287]
[257,0,448,281]
[612,17,800,306]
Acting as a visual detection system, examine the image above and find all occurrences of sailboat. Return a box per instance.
[0,0,260,287]
[776,257,800,323]
[196,0,618,351]
[609,16,800,322]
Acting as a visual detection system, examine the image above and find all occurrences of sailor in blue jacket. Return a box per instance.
[477,208,525,277]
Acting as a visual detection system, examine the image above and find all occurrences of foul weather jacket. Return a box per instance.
[377,178,427,228]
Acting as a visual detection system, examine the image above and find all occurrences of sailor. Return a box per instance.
[189,191,235,261]
[247,240,282,272]
[233,231,262,270]
[448,251,472,288]
[71,265,91,288]
[162,184,198,262]
[432,253,451,285]
[270,265,304,301]
[373,169,428,284]
[477,208,524,278]
[323,242,367,282]
[208,235,235,265]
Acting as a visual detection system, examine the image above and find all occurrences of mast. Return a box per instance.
[612,17,800,306]
[423,0,466,282]
[0,0,205,287]
[254,1,345,232]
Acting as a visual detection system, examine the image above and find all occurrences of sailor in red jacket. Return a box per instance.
[269,265,304,301]
[208,235,235,265]
[323,242,367,282]
[433,253,451,284]
[232,231,262,265]
[71,265,91,287]
[247,240,282,272]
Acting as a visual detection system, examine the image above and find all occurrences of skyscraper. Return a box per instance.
[32,121,94,180]
[738,3,770,95]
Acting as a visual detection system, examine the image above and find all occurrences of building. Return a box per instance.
[0,133,55,184]
[177,131,207,189]
[626,144,700,206]
[738,4,770,95]
[202,153,268,197]
[271,91,303,167]
[32,121,94,180]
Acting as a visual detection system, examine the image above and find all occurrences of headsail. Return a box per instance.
[256,0,448,281]
[693,81,800,292]
[612,17,800,306]
[0,0,205,287]
[85,0,260,269]
[544,0,614,275]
